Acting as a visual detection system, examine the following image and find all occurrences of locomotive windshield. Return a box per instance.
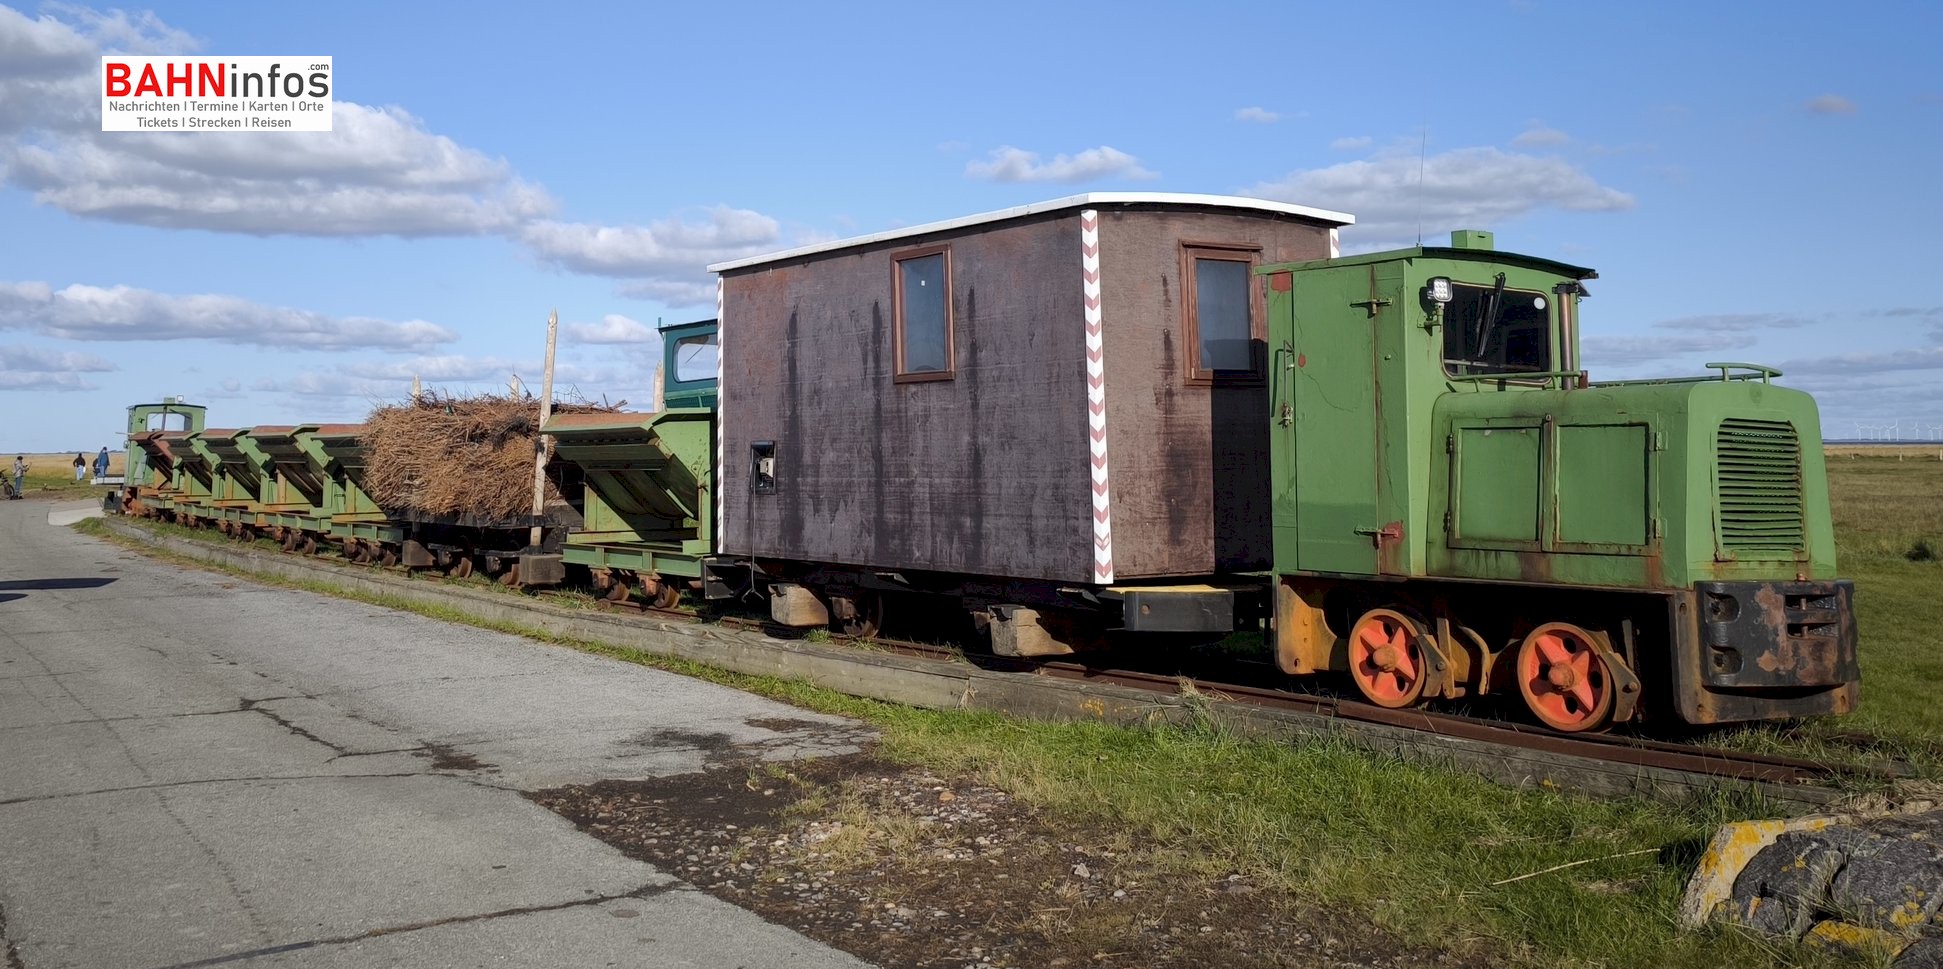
[1442,278,1552,377]
[672,333,718,383]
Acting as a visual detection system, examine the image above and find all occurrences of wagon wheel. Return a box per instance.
[239,527,257,544]
[451,556,474,579]
[355,542,376,565]
[280,529,299,552]
[602,574,633,604]
[498,562,521,587]
[1516,623,1616,733]
[652,583,681,610]
[378,547,399,568]
[301,534,318,555]
[1346,607,1429,709]
[832,592,884,639]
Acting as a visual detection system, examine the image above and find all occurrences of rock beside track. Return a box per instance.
[1682,802,1943,964]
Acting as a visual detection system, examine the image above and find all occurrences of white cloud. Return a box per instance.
[261,355,646,406]
[965,145,1158,183]
[1656,312,1813,334]
[0,343,116,372]
[1581,313,1814,369]
[0,5,802,307]
[1234,107,1280,124]
[1778,345,1943,375]
[0,280,456,350]
[1805,94,1858,115]
[5,103,556,236]
[0,4,193,136]
[1329,136,1373,151]
[0,341,117,391]
[615,279,717,306]
[0,6,553,236]
[1511,122,1570,147]
[567,314,657,344]
[1580,332,1746,368]
[522,207,779,307]
[1251,146,1634,250]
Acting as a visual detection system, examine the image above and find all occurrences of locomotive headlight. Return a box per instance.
[1427,277,1452,303]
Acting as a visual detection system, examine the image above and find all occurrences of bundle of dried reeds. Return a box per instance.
[361,392,614,519]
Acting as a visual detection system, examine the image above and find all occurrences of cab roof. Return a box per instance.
[1264,243,1596,280]
[709,193,1356,273]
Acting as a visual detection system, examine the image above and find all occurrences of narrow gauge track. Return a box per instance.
[593,597,1872,790]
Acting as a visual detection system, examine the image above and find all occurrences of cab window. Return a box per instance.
[1442,279,1551,376]
[672,333,717,383]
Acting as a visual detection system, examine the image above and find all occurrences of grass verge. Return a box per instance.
[73,515,1871,968]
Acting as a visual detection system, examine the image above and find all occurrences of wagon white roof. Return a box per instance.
[706,192,1356,273]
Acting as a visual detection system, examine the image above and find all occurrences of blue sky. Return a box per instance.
[1,0,1938,450]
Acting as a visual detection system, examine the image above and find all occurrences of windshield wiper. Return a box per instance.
[1474,272,1508,360]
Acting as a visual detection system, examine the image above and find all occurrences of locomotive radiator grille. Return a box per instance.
[1714,418,1805,552]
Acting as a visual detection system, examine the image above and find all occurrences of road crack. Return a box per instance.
[138,882,684,969]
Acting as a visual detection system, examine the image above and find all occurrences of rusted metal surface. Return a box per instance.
[1675,580,1861,724]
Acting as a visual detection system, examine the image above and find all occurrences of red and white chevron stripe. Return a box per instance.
[1080,210,1113,584]
[714,277,725,553]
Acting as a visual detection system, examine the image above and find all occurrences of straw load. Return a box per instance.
[361,393,616,519]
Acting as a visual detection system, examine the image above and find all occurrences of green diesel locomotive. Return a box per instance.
[1264,230,1854,731]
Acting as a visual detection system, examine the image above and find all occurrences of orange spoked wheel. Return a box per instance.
[1516,623,1616,732]
[1347,608,1428,709]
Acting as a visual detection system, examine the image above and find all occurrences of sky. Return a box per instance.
[0,0,1938,450]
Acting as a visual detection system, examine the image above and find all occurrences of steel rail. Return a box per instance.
[590,598,1872,789]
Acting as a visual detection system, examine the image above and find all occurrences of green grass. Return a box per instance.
[77,514,1878,968]
[1784,452,1941,753]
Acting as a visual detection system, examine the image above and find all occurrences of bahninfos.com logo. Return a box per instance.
[101,56,333,132]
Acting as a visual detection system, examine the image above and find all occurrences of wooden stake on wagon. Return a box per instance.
[529,309,558,550]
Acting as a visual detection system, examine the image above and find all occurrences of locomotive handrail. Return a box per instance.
[1590,362,1785,388]
[1445,369,1580,388]
[1702,361,1782,383]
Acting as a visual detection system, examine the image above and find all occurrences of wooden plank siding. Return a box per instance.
[718,203,1334,585]
[719,213,1092,581]
[1096,209,1332,577]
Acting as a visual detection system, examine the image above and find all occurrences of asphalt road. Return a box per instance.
[0,500,876,969]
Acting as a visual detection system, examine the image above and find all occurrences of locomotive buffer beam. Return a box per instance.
[1100,584,1236,633]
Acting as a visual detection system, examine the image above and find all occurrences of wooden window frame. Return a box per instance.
[1180,241,1266,385]
[891,244,955,383]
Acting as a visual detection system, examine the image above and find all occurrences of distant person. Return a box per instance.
[10,455,23,499]
[73,452,86,481]
[94,447,110,481]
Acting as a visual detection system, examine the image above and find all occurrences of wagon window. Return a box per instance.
[1182,243,1263,382]
[893,246,953,382]
[672,333,717,383]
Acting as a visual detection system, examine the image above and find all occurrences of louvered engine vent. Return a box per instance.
[1715,418,1805,552]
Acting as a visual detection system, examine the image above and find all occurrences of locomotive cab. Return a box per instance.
[1263,231,1857,729]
